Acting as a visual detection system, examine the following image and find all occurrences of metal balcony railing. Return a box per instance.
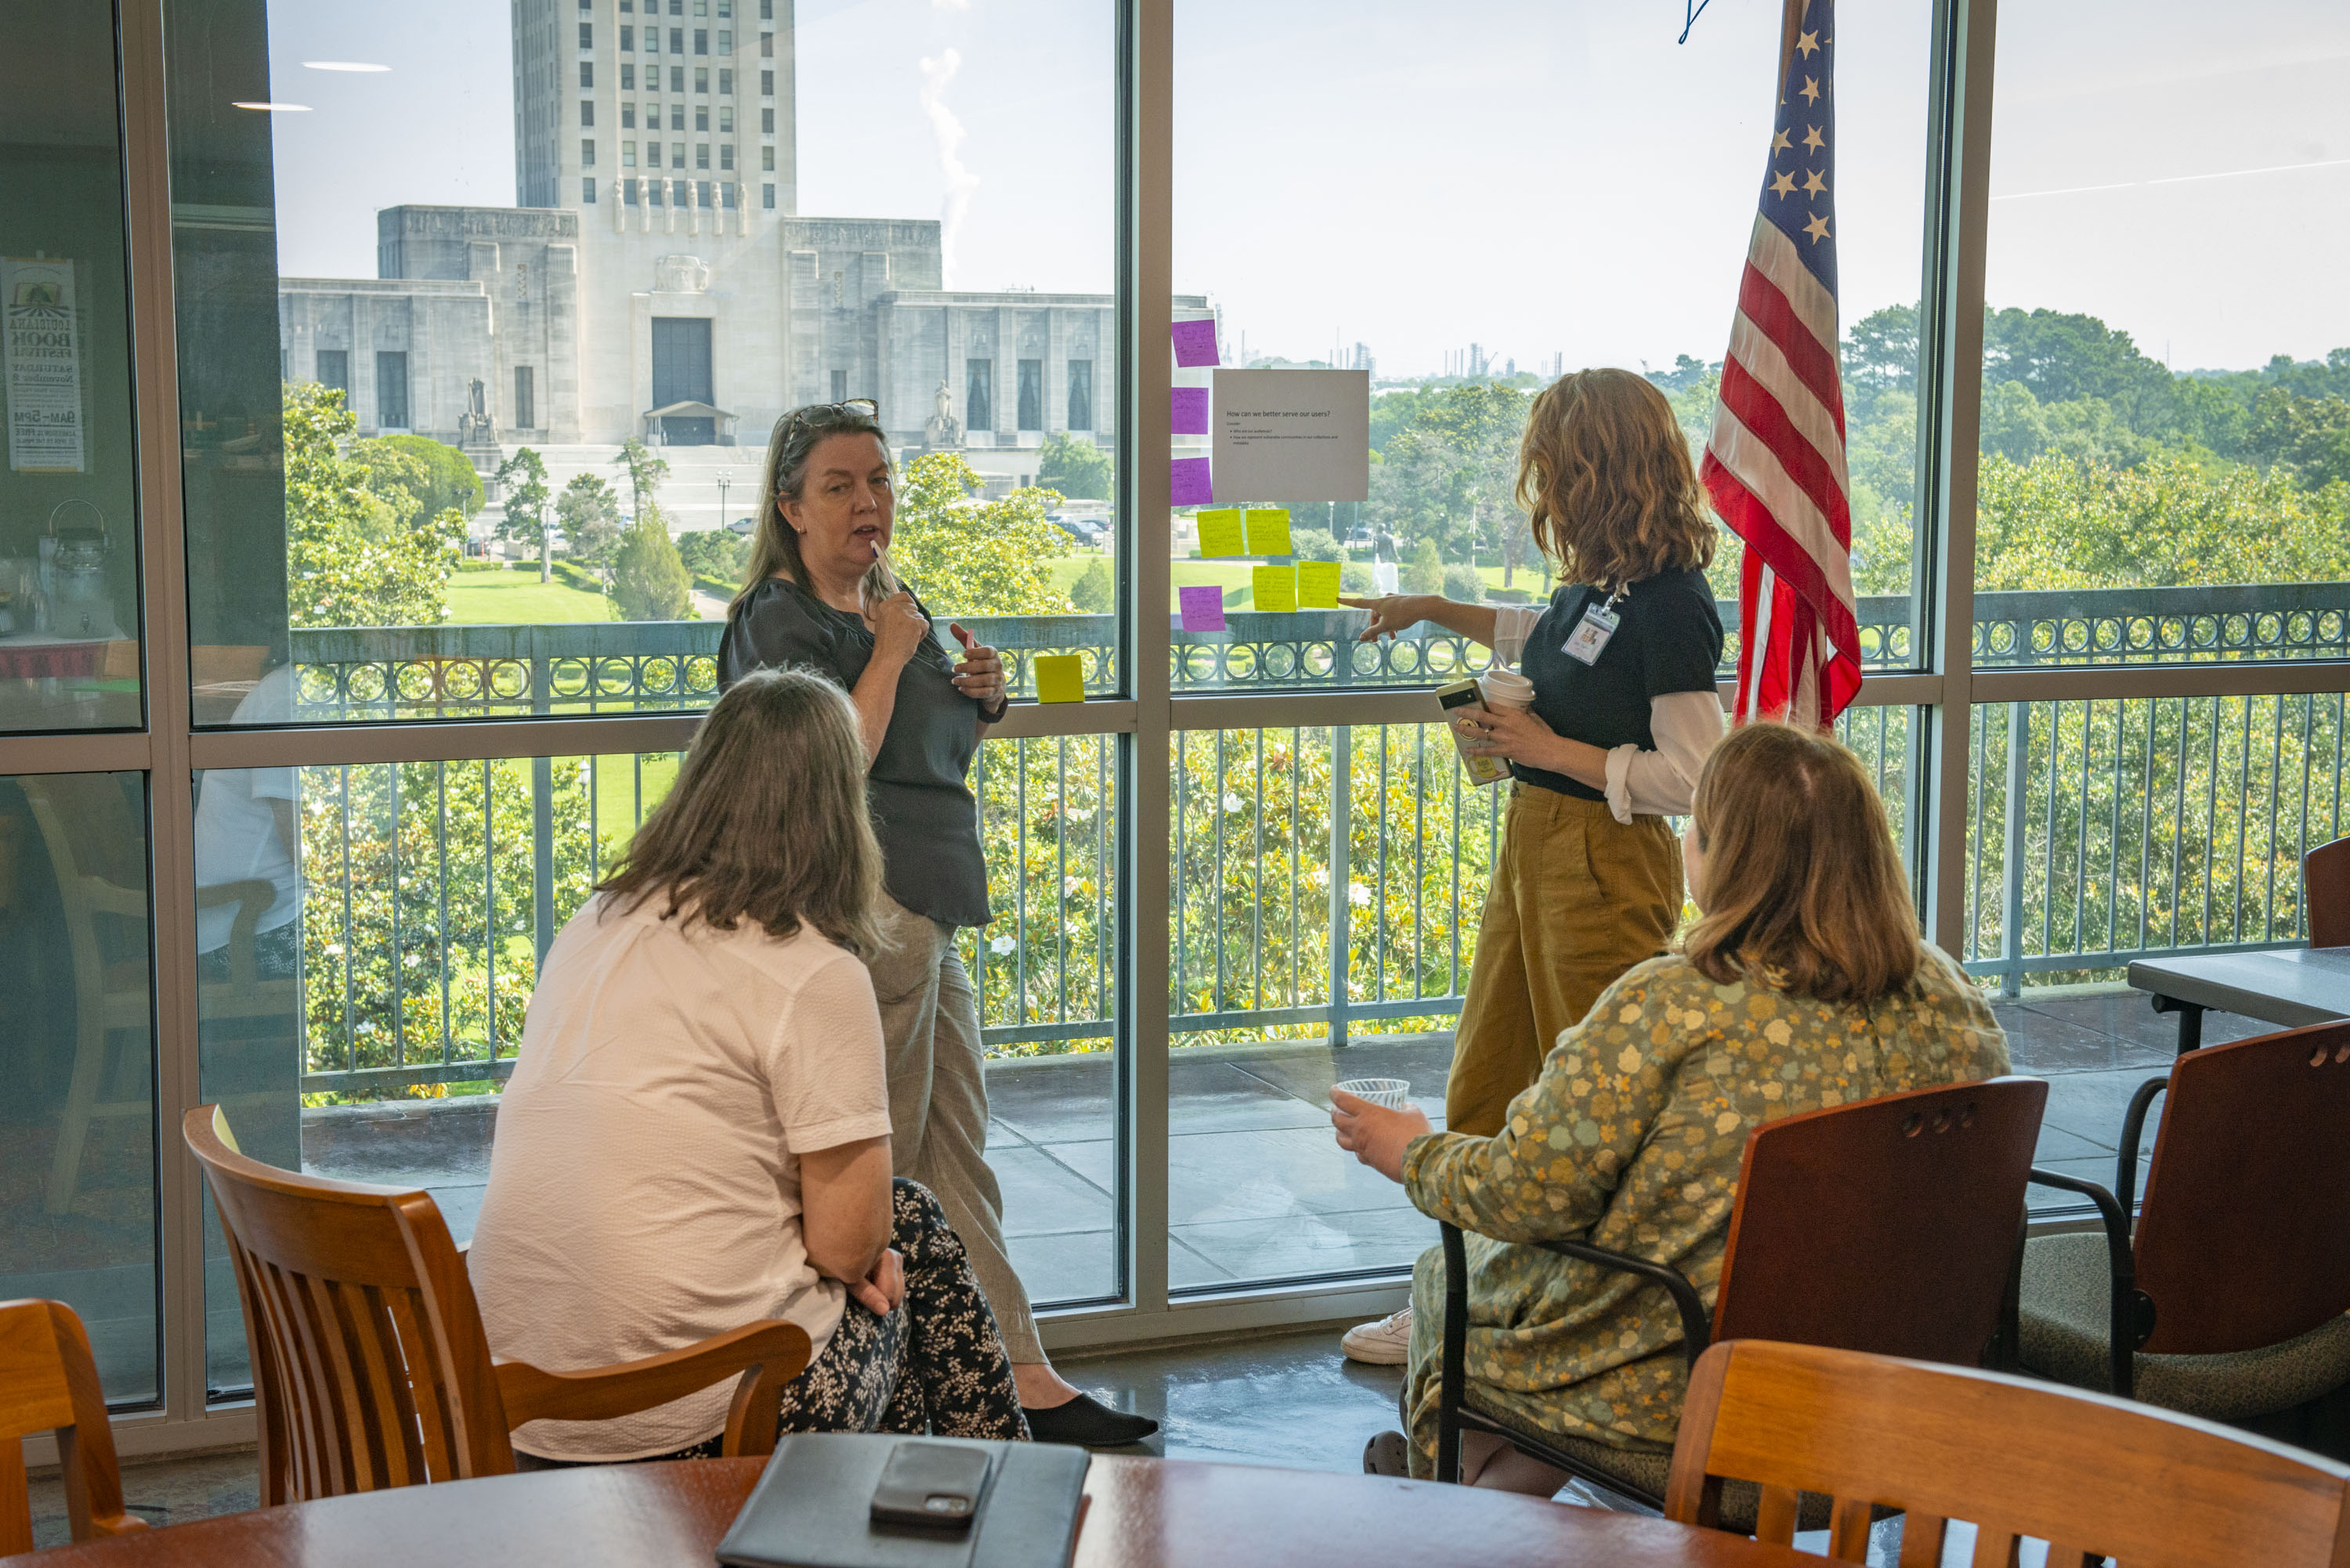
[276,581,2348,1096]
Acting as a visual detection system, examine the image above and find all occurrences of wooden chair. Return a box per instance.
[184,1106,811,1502]
[0,1299,143,1553]
[2019,1018,2350,1421]
[1667,1339,2350,1566]
[2308,836,2350,948]
[23,775,287,1214]
[1434,1075,2048,1513]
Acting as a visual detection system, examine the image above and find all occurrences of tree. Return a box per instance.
[676,527,749,587]
[611,507,692,620]
[1069,557,1114,614]
[1036,432,1112,501]
[555,472,625,582]
[613,436,670,520]
[357,433,484,527]
[494,448,554,582]
[889,453,1078,616]
[2245,389,2350,490]
[1402,537,1444,594]
[282,381,460,629]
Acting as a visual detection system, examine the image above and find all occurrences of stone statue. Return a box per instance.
[923,377,964,450]
[458,378,492,445]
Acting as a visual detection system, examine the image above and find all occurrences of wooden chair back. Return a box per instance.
[1667,1339,2350,1566]
[0,1299,143,1553]
[2131,1019,2350,1356]
[2308,836,2350,948]
[1710,1076,2046,1364]
[184,1104,519,1501]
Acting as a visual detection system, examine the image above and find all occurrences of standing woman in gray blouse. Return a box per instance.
[718,399,1157,1447]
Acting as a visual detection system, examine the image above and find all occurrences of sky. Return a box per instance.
[260,0,2350,381]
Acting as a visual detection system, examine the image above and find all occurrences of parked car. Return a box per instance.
[1048,513,1103,547]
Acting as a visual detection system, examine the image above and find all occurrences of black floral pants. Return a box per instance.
[771,1179,1029,1441]
[533,1178,1028,1465]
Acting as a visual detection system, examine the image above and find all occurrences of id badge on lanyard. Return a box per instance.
[1561,590,1625,667]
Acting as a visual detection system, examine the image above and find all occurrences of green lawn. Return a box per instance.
[446,568,613,625]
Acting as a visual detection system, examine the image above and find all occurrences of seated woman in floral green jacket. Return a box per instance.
[1334,721,2008,1490]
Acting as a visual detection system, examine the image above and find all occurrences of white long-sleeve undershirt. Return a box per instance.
[1486,604,1725,822]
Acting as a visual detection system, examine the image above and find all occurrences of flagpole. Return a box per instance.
[1778,0,1806,82]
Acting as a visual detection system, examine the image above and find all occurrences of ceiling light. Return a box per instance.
[230,101,313,110]
[302,60,391,71]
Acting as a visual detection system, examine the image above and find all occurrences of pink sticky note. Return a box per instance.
[1171,386,1209,435]
[1170,318,1220,367]
[1178,583,1227,633]
[1170,457,1213,505]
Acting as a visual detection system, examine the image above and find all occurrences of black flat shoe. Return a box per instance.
[1021,1391,1159,1447]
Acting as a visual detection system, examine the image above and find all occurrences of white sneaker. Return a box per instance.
[1341,1306,1412,1365]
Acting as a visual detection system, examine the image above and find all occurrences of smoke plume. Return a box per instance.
[917,49,980,283]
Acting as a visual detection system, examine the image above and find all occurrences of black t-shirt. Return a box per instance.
[718,576,990,929]
[1513,566,1724,802]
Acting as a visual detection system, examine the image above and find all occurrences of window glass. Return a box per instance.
[1173,0,1932,691]
[176,0,1122,721]
[1,772,158,1404]
[1979,0,2350,667]
[197,734,1119,1389]
[1,4,145,732]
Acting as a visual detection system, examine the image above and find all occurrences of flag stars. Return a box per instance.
[1802,168,1827,196]
[1795,28,1820,56]
[1802,124,1826,151]
[1799,74,1820,104]
[1770,168,1799,197]
[1771,128,1793,153]
[1803,211,1831,244]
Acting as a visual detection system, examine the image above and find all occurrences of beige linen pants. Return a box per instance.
[1444,786,1683,1138]
[866,896,1043,1364]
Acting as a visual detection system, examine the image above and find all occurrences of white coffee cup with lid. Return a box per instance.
[1480,669,1535,712]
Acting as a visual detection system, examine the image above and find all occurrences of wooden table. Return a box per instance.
[2127,946,2350,1053]
[2,1454,1815,1567]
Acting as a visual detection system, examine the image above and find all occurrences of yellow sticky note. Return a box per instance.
[1195,508,1246,557]
[1252,564,1298,613]
[1032,654,1086,703]
[1245,508,1292,557]
[1297,560,1343,609]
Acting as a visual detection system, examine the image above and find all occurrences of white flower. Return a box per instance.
[1307,867,1329,887]
[1347,884,1371,907]
[989,934,1018,955]
[1062,876,1084,896]
[1221,793,1244,814]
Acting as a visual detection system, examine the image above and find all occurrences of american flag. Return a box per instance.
[1697,0,1861,730]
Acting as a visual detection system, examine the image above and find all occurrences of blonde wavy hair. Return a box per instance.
[1679,723,1924,1005]
[1516,367,1717,591]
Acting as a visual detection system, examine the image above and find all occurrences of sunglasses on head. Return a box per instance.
[784,398,880,438]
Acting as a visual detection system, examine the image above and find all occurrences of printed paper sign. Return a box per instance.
[1177,583,1227,632]
[1032,654,1086,703]
[1170,317,1220,367]
[1297,561,1343,609]
[1170,457,1213,506]
[1194,508,1246,557]
[1170,386,1209,435]
[4,258,85,473]
[1252,565,1297,614]
[1210,368,1368,504]
[1244,508,1292,557]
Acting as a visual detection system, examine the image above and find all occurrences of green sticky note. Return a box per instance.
[1246,508,1292,557]
[1032,654,1086,703]
[1195,508,1246,557]
[1253,564,1298,613]
[1297,560,1343,609]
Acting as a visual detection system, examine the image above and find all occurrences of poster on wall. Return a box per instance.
[1209,368,1368,504]
[4,257,87,474]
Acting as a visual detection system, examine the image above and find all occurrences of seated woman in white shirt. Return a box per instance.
[468,667,1027,1461]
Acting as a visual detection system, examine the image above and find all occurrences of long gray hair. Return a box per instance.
[733,402,898,616]
[595,667,883,958]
